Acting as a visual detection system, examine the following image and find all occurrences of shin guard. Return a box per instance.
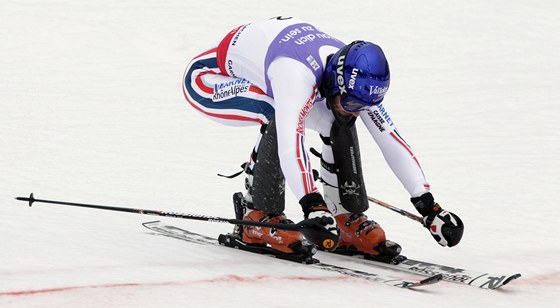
[329,120,369,214]
[250,119,286,214]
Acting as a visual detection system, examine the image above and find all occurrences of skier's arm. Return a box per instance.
[267,57,320,200]
[360,105,464,246]
[359,104,430,198]
[267,57,338,236]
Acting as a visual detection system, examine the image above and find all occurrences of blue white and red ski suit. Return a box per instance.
[183,17,430,213]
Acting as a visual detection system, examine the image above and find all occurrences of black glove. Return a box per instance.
[300,193,340,236]
[411,192,464,247]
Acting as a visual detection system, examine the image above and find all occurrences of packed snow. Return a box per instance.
[1,0,559,307]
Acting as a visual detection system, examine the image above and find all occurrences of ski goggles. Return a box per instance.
[341,95,384,112]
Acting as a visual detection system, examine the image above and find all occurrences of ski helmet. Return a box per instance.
[322,41,390,112]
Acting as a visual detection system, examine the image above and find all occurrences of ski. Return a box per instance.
[142,221,441,289]
[390,257,520,289]
[17,193,519,290]
[364,196,521,289]
[318,251,521,290]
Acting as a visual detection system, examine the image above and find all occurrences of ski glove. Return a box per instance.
[411,192,464,247]
[300,192,340,238]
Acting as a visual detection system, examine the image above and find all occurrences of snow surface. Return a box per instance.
[1,0,559,307]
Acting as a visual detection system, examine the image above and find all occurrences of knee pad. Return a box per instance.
[250,119,286,214]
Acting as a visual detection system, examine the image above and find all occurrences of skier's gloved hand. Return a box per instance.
[300,193,340,251]
[411,192,464,247]
[300,193,339,235]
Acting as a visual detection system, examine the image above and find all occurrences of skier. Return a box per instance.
[182,16,463,260]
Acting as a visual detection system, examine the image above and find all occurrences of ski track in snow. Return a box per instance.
[1,0,559,307]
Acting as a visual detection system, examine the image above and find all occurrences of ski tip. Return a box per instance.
[401,274,443,288]
[422,273,444,285]
[483,273,522,290]
[142,220,161,227]
[502,273,522,286]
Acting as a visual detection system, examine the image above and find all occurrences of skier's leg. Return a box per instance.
[236,118,309,254]
[317,119,401,261]
[184,49,306,254]
[183,46,274,127]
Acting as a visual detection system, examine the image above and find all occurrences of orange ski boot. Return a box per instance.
[335,213,401,262]
[230,192,313,256]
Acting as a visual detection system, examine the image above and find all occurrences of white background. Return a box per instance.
[1,0,559,307]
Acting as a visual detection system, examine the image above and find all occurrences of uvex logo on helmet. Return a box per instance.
[336,54,346,95]
[348,68,358,90]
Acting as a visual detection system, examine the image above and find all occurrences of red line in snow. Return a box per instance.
[0,283,146,296]
[0,275,354,297]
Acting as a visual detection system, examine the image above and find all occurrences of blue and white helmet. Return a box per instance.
[322,41,390,112]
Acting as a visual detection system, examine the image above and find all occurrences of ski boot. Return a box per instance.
[333,213,403,263]
[218,193,317,263]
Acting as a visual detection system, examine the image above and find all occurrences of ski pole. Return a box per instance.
[15,193,338,250]
[367,196,424,224]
